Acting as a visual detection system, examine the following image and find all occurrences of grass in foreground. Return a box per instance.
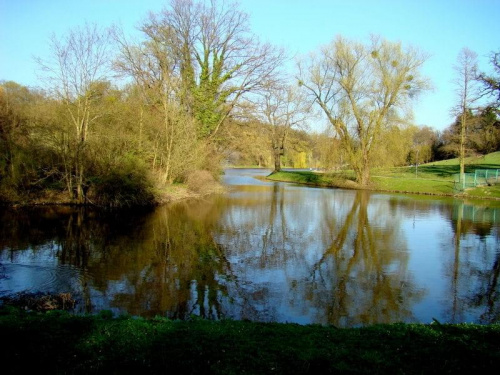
[1,307,500,374]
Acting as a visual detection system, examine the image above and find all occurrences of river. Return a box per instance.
[1,168,499,326]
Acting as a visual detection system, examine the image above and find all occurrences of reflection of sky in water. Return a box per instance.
[1,170,500,325]
[0,257,83,298]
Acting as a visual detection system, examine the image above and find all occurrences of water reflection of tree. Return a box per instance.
[0,204,237,318]
[305,191,424,326]
[443,202,500,323]
[4,188,499,324]
[214,182,317,321]
[81,200,236,319]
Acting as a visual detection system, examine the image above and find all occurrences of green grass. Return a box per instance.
[371,175,455,195]
[1,307,500,374]
[267,152,500,199]
[268,170,357,188]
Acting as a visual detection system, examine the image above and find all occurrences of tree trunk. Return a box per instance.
[353,150,370,186]
[75,153,85,204]
[460,111,466,189]
[273,147,281,173]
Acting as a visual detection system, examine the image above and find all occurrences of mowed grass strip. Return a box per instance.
[371,175,455,195]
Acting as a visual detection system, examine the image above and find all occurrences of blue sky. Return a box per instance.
[1,0,499,131]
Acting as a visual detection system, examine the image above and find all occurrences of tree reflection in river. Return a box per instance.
[1,169,500,326]
[213,185,425,325]
[84,200,234,319]
[304,191,424,326]
[443,201,500,323]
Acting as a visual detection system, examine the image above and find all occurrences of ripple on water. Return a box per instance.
[0,262,88,298]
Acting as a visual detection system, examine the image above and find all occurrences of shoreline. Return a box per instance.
[0,183,226,209]
[266,171,500,201]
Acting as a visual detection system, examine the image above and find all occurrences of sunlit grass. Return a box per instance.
[371,176,455,195]
[267,152,500,199]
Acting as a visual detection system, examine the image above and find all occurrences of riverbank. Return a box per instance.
[1,180,225,208]
[267,153,500,199]
[1,307,499,374]
[267,170,500,200]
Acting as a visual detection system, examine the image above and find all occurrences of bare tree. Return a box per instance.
[143,0,285,139]
[253,83,309,172]
[113,24,201,184]
[298,35,429,185]
[451,47,479,185]
[36,23,111,203]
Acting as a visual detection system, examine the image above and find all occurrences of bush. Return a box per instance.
[185,170,219,194]
[88,156,156,208]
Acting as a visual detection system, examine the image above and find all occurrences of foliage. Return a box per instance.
[88,158,155,207]
[440,109,500,158]
[370,123,415,168]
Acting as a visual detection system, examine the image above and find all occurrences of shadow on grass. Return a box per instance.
[2,308,500,374]
[293,171,322,183]
[419,164,500,178]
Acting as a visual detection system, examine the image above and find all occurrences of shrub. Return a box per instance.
[185,170,219,194]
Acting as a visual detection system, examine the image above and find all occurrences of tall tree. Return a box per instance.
[254,83,309,172]
[298,35,429,185]
[140,0,285,139]
[451,47,479,184]
[36,23,111,203]
[113,23,201,184]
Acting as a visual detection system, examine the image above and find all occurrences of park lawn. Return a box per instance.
[1,307,500,374]
[463,184,500,199]
[426,151,500,168]
[371,175,455,195]
[267,151,500,199]
[269,171,457,196]
[268,170,356,188]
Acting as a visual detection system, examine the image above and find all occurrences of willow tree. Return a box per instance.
[298,36,429,185]
[36,24,111,203]
[143,0,285,139]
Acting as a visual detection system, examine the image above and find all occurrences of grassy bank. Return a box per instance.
[268,152,500,199]
[1,307,499,374]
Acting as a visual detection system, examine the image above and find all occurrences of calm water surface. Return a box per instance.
[1,169,499,326]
